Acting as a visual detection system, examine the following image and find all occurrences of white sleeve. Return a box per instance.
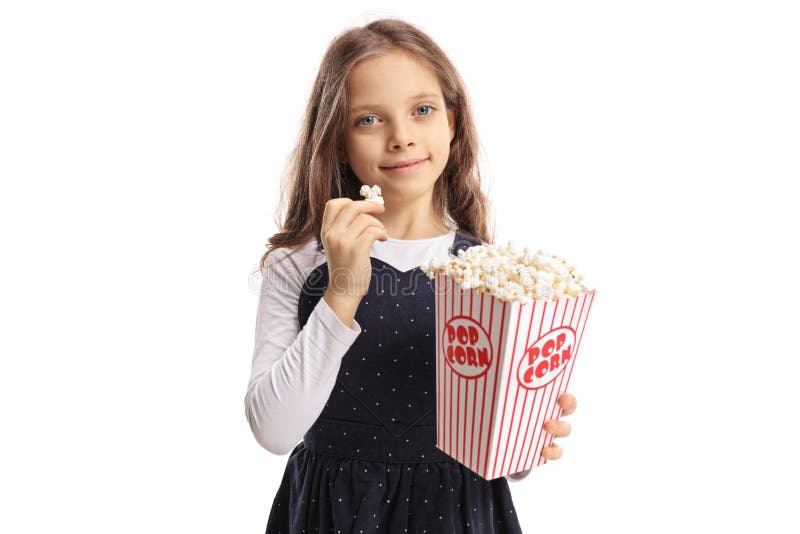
[244,246,363,455]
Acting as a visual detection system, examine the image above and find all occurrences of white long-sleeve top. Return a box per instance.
[244,228,530,481]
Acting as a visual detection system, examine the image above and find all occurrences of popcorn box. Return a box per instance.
[434,272,596,480]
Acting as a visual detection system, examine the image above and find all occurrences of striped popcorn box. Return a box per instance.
[433,272,596,480]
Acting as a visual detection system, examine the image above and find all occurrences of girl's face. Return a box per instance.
[338,48,456,203]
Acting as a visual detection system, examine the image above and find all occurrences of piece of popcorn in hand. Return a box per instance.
[359,184,384,204]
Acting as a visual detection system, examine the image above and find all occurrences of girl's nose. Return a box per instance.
[387,122,415,148]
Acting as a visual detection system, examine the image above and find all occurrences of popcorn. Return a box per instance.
[421,242,590,303]
[428,240,597,480]
[359,184,384,204]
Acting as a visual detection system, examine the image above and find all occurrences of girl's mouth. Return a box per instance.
[380,158,428,174]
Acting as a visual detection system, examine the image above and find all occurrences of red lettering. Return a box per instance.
[444,342,491,370]
[520,330,575,387]
[443,319,494,378]
[525,346,539,365]
[477,347,490,368]
[535,360,549,378]
[456,345,466,365]
[457,325,468,344]
[561,346,572,365]
[446,325,456,343]
[523,366,534,383]
[469,326,479,345]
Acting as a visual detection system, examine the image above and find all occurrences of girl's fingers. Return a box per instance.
[329,200,384,237]
[558,392,577,415]
[542,444,563,460]
[322,199,384,240]
[355,225,390,251]
[543,419,571,438]
[321,198,349,236]
[346,213,387,244]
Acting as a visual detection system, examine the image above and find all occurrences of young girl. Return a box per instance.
[245,18,577,533]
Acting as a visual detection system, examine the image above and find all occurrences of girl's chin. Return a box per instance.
[370,180,437,198]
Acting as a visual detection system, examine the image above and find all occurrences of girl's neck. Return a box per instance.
[375,212,451,241]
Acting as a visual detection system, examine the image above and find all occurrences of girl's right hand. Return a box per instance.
[321,198,388,299]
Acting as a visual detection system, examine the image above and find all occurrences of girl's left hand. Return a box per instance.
[541,391,576,461]
[506,391,576,480]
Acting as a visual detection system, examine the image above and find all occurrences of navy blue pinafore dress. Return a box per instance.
[265,229,523,534]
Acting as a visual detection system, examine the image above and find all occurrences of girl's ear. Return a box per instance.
[447,108,456,143]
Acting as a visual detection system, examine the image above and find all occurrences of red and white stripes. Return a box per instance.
[435,272,596,480]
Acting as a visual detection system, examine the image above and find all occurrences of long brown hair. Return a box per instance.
[259,17,495,273]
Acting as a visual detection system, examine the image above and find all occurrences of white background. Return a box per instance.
[1,1,798,532]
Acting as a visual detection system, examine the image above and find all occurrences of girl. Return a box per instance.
[245,18,577,533]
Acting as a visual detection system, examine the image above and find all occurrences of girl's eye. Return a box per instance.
[356,105,435,126]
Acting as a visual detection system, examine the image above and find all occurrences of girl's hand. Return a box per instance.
[541,391,576,460]
[507,391,577,480]
[321,198,389,299]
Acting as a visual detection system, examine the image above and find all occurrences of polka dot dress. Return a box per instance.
[264,230,523,534]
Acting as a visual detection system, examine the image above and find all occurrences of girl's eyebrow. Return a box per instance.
[349,92,442,114]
